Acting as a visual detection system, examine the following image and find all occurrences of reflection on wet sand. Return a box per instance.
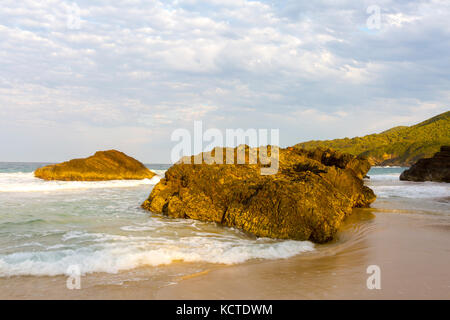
[156,209,450,299]
[1,207,449,300]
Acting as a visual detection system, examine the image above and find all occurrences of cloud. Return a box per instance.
[0,0,448,162]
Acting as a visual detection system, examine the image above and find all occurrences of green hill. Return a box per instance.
[294,111,450,166]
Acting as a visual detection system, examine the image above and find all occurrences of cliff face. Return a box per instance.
[142,146,375,243]
[35,150,155,181]
[295,111,450,166]
[400,146,450,182]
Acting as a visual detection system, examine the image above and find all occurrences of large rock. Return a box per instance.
[400,146,450,182]
[142,146,375,243]
[35,150,155,181]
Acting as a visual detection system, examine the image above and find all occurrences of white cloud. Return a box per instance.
[385,13,422,27]
[0,0,449,162]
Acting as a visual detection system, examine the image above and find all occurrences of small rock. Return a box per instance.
[400,146,450,182]
[35,150,155,181]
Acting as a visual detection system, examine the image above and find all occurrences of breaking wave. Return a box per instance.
[0,230,314,276]
[0,172,161,192]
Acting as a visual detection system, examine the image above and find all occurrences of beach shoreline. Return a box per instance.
[2,207,449,300]
[0,165,449,300]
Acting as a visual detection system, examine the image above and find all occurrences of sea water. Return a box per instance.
[366,167,450,215]
[0,163,315,277]
[0,164,448,278]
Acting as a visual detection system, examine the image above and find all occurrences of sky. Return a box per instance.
[0,0,449,163]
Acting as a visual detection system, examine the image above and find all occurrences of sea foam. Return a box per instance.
[367,173,450,199]
[0,172,161,192]
[0,233,314,276]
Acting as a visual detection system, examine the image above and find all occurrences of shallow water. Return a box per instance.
[0,163,314,279]
[0,164,449,299]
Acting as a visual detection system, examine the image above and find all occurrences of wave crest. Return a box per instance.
[0,234,314,276]
[0,172,161,192]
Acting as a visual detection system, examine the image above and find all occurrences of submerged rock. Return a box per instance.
[400,146,450,182]
[35,150,155,181]
[142,146,375,243]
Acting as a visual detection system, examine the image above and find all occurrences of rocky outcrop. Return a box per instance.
[142,146,375,243]
[400,146,450,182]
[35,150,156,181]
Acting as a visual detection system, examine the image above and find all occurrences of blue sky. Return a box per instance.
[0,0,449,163]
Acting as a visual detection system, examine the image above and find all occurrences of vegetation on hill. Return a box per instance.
[295,111,450,166]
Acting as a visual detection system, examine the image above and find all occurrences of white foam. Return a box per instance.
[0,234,314,276]
[369,173,403,181]
[150,169,167,177]
[367,173,450,199]
[0,172,161,192]
[371,183,450,199]
[372,166,402,168]
[120,225,155,232]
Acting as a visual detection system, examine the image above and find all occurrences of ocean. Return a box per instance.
[0,163,449,299]
[0,163,314,277]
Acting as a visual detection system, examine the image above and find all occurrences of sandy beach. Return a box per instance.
[156,209,450,300]
[2,205,449,300]
[2,0,450,304]
[1,165,449,300]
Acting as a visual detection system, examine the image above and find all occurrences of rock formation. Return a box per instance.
[400,146,450,182]
[35,150,155,181]
[142,146,375,243]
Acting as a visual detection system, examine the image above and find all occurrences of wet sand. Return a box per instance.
[156,210,450,299]
[2,207,449,300]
